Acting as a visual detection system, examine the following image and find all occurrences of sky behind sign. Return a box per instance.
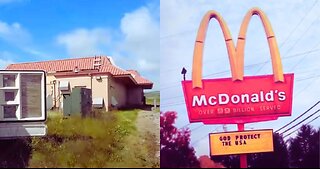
[0,0,160,90]
[161,0,320,156]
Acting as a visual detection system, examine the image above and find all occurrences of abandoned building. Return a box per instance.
[6,56,153,111]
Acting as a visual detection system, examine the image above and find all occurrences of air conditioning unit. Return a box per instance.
[95,76,102,80]
[58,81,71,94]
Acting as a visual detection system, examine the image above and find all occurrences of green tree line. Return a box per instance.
[160,111,320,168]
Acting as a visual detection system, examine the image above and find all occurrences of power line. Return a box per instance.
[283,3,320,57]
[254,0,319,75]
[283,113,320,138]
[279,0,319,49]
[295,75,320,97]
[279,109,320,135]
[160,48,320,90]
[160,29,197,39]
[179,123,191,130]
[163,14,320,75]
[161,95,184,101]
[161,0,318,73]
[191,134,208,146]
[275,101,320,133]
[191,126,220,146]
[161,102,185,108]
[290,41,320,71]
[296,74,320,82]
[190,124,205,132]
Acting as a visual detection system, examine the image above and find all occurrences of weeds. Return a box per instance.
[28,109,158,168]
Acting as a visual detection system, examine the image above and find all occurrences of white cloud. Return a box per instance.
[0,20,52,60]
[55,3,160,90]
[0,59,12,69]
[0,20,31,45]
[0,51,14,69]
[119,6,160,71]
[57,28,111,57]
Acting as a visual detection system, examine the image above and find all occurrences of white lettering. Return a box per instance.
[278,92,286,101]
[251,94,259,103]
[231,95,240,104]
[192,95,207,107]
[241,94,250,103]
[260,91,265,102]
[265,90,274,102]
[208,96,217,106]
[219,94,229,105]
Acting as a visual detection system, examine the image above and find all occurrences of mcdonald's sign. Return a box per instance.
[182,8,294,124]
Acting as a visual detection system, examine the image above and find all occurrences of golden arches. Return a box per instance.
[192,8,284,89]
[192,10,237,88]
[236,7,284,82]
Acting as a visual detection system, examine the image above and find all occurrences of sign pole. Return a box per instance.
[237,123,247,168]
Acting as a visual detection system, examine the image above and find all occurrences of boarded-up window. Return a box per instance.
[3,75,16,87]
[21,74,42,118]
[3,105,17,118]
[5,91,15,101]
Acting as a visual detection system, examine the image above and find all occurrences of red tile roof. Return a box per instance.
[127,70,153,85]
[6,56,153,86]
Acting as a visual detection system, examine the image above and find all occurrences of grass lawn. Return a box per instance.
[0,110,159,168]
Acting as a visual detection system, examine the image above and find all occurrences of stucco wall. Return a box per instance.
[44,75,109,110]
[45,74,143,111]
[108,77,127,109]
[127,87,144,106]
[45,75,57,109]
[91,75,108,110]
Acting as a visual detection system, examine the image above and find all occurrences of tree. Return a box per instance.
[199,155,225,168]
[211,155,240,168]
[288,125,319,168]
[160,111,199,168]
[248,133,289,168]
[211,133,289,168]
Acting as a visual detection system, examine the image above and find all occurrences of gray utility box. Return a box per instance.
[63,87,92,117]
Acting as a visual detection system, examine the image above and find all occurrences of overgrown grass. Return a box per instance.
[27,109,158,168]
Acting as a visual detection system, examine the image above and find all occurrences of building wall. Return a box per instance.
[91,75,108,110]
[45,74,144,111]
[108,77,127,109]
[45,75,57,109]
[127,87,144,106]
[55,76,109,110]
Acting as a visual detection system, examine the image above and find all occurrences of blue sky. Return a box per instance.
[161,0,320,157]
[0,0,159,90]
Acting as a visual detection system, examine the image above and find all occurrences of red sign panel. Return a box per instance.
[182,74,294,124]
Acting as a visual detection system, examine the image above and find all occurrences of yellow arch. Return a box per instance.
[192,10,238,88]
[236,7,284,82]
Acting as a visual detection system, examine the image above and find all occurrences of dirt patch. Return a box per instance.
[136,111,160,158]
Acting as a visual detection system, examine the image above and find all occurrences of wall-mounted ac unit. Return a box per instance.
[58,81,71,94]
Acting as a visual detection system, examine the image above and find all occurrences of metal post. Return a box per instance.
[237,123,247,168]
